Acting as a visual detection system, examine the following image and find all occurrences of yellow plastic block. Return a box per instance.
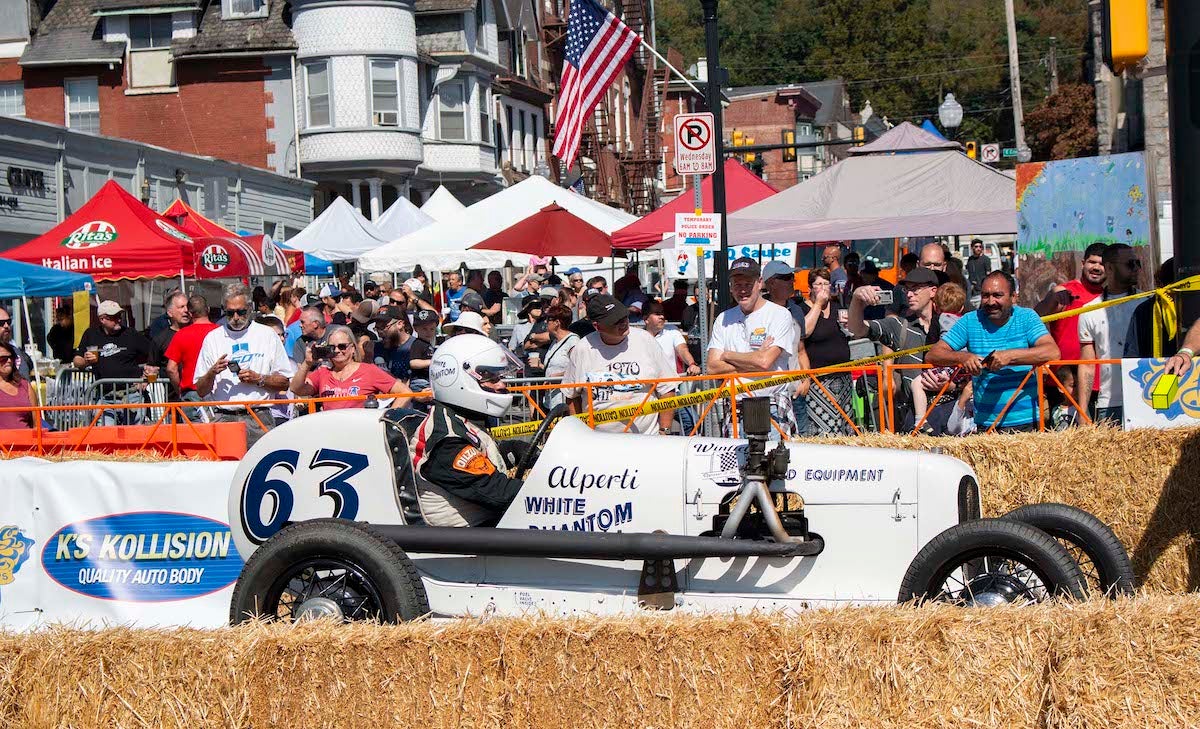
[1152,373,1179,410]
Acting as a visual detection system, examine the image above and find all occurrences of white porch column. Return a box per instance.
[367,178,384,221]
[348,179,363,213]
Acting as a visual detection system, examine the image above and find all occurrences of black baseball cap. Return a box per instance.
[460,290,485,312]
[375,304,406,323]
[586,294,628,326]
[728,256,761,279]
[902,267,941,287]
[413,309,439,325]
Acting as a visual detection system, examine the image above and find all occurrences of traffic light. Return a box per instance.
[853,125,865,145]
[965,141,978,160]
[1102,0,1149,73]
[745,136,756,164]
[782,130,797,162]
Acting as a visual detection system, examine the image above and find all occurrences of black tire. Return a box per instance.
[230,518,429,624]
[1002,503,1135,597]
[899,518,1087,604]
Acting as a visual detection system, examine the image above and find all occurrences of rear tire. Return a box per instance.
[899,518,1086,604]
[1002,503,1134,597]
[230,518,429,624]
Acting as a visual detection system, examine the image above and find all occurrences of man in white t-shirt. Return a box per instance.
[195,283,293,447]
[562,294,677,435]
[706,256,798,438]
[1076,243,1141,425]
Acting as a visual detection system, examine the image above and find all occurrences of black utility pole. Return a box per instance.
[699,0,729,310]
[1166,0,1200,328]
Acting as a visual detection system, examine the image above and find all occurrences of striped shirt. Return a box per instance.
[941,306,1049,428]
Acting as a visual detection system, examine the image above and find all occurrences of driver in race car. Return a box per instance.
[410,334,527,527]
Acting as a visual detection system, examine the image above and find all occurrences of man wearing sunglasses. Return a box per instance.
[195,283,292,447]
[73,300,153,425]
[0,305,32,380]
[1075,243,1144,425]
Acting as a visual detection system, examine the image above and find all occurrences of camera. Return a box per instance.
[227,360,241,375]
[312,344,332,360]
[876,289,894,305]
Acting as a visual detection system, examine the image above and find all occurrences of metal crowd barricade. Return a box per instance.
[47,368,96,430]
[83,378,169,426]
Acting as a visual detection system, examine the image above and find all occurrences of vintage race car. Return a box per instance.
[227,399,1133,623]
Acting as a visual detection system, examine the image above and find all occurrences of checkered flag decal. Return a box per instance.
[719,451,739,471]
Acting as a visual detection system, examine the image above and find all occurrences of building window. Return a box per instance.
[129,14,173,49]
[475,0,487,51]
[304,60,331,128]
[0,82,24,117]
[65,78,100,134]
[439,81,466,140]
[369,59,401,127]
[224,0,267,19]
[479,84,491,144]
[505,104,514,164]
[518,110,527,171]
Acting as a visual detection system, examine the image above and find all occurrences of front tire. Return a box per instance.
[230,518,430,624]
[899,519,1087,605]
[1002,503,1135,597]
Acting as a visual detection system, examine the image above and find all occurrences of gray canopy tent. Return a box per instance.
[728,122,1016,245]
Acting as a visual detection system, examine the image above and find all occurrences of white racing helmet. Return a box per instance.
[430,334,524,417]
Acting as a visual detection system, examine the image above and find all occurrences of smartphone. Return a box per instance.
[227,360,241,375]
[981,350,996,366]
[876,289,894,305]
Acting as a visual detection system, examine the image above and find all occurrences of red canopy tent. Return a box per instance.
[472,203,614,258]
[611,159,778,250]
[1,180,194,281]
[162,199,303,278]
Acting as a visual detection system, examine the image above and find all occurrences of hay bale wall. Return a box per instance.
[3,597,1200,728]
[797,426,1200,593]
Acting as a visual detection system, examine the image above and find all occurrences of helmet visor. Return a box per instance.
[471,345,525,386]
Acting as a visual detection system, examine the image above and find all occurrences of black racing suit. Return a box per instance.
[411,403,524,526]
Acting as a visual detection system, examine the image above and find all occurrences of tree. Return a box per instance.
[1024,83,1098,160]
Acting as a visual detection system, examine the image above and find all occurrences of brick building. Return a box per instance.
[658,73,858,198]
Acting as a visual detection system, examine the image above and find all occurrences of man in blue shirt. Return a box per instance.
[928,271,1060,432]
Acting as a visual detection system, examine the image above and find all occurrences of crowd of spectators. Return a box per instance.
[3,235,1165,441]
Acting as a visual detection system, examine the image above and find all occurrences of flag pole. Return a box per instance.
[637,38,703,98]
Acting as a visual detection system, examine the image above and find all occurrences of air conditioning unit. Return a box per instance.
[374,111,399,127]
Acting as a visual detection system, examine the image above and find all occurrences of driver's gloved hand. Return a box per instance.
[497,440,532,469]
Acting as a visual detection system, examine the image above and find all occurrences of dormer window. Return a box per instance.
[129,15,173,49]
[224,0,267,19]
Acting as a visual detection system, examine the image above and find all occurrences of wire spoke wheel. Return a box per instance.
[267,557,387,622]
[928,549,1052,606]
[1001,503,1135,597]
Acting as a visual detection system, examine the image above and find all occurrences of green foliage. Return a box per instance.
[1024,83,1099,160]
[654,0,1092,149]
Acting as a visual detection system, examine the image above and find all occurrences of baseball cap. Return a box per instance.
[538,286,559,299]
[527,273,545,285]
[413,309,439,325]
[318,284,341,299]
[586,294,628,326]
[729,257,761,279]
[902,267,941,287]
[375,304,406,324]
[582,287,602,301]
[862,260,880,274]
[97,300,123,316]
[351,300,378,324]
[446,311,487,336]
[565,267,582,276]
[303,293,322,307]
[460,290,485,312]
[761,260,795,279]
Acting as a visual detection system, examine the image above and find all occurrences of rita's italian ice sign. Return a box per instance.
[61,221,117,249]
[201,243,231,273]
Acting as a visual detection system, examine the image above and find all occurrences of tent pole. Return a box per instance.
[21,295,42,392]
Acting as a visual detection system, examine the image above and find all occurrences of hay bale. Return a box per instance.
[4,598,1200,727]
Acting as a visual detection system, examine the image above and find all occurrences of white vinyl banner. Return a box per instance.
[0,458,240,630]
[1122,358,1200,430]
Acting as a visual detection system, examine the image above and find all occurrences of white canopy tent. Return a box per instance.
[728,122,1016,245]
[375,196,435,240]
[419,185,468,223]
[358,176,637,271]
[282,197,392,262]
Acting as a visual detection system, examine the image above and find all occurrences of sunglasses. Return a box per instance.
[0,319,10,327]
[224,308,249,317]
[0,355,11,364]
[331,342,354,352]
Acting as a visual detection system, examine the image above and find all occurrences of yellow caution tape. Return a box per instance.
[490,274,1200,440]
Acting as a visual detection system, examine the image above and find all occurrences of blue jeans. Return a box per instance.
[1095,406,1123,426]
[99,389,145,426]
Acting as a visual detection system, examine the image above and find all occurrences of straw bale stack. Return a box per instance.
[3,597,1200,727]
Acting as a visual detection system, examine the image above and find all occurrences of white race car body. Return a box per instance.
[229,409,977,617]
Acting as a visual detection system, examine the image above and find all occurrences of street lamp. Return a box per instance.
[938,93,963,138]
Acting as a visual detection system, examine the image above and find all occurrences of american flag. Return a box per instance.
[551,0,640,169]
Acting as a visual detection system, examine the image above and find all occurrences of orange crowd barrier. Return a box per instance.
[0,421,249,460]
